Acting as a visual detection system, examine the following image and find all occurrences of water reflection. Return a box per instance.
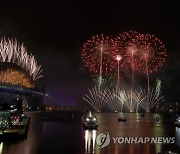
[0,142,3,154]
[176,127,180,146]
[0,112,178,154]
[84,129,97,154]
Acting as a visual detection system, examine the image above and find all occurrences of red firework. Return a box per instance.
[134,34,167,74]
[81,34,118,77]
[112,30,141,73]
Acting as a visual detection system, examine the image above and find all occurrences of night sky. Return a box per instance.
[0,1,179,106]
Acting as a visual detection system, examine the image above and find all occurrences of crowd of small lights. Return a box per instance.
[0,85,43,96]
[0,68,36,89]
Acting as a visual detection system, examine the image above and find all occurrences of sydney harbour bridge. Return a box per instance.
[0,38,44,110]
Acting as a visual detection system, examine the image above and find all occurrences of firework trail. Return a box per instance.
[82,87,109,112]
[156,78,162,96]
[81,34,118,88]
[113,30,142,110]
[115,55,122,88]
[82,87,163,113]
[114,32,167,109]
[93,76,106,89]
[0,38,43,80]
[113,30,140,71]
[104,88,121,112]
[136,87,163,113]
[134,34,167,91]
[117,89,139,112]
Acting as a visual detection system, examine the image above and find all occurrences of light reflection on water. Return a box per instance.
[0,112,179,154]
[176,127,180,146]
[85,130,97,154]
[0,142,3,154]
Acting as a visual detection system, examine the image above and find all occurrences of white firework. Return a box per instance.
[104,88,121,112]
[82,87,163,113]
[0,38,43,80]
[118,89,139,112]
[155,78,161,96]
[136,87,163,113]
[82,87,108,112]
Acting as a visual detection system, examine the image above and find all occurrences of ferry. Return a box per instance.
[82,111,98,129]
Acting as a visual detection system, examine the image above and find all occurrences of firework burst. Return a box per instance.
[82,87,109,112]
[104,88,121,112]
[0,38,43,80]
[81,34,118,77]
[134,34,167,74]
[112,30,141,72]
[136,87,163,113]
[113,30,143,109]
[133,34,167,93]
[117,89,139,112]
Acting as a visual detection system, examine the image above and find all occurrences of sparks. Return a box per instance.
[0,38,43,80]
[81,34,117,77]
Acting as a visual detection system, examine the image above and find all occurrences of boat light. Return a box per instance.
[93,118,97,121]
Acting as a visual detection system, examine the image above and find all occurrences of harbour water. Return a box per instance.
[0,112,179,154]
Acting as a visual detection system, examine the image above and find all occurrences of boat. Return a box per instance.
[174,115,180,126]
[118,117,127,122]
[82,111,98,129]
[140,113,145,117]
[0,111,30,139]
[155,117,160,123]
[0,99,30,140]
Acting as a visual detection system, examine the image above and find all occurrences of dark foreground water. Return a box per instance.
[0,112,180,154]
